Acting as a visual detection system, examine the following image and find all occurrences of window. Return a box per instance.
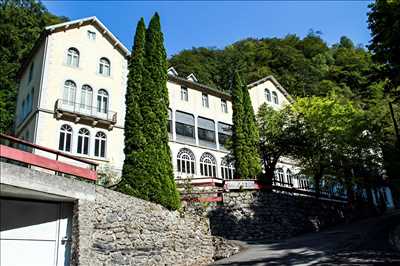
[180,87,188,101]
[94,131,106,158]
[202,93,209,108]
[77,128,90,155]
[218,122,232,147]
[87,30,96,40]
[200,153,217,177]
[198,117,215,144]
[286,169,293,186]
[167,109,172,133]
[66,48,79,67]
[63,80,77,105]
[272,91,279,104]
[275,168,285,184]
[221,159,235,180]
[221,99,228,113]
[59,124,73,152]
[177,148,195,175]
[28,62,34,83]
[80,85,93,110]
[99,57,110,76]
[265,89,271,102]
[175,111,195,140]
[97,89,109,113]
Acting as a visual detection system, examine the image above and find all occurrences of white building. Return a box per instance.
[15,17,299,187]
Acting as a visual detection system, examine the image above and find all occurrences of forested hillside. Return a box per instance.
[0,0,67,133]
[169,33,374,99]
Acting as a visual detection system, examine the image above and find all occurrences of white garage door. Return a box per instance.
[0,199,73,266]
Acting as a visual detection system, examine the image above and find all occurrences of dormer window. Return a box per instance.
[87,30,96,40]
[187,73,198,82]
[180,86,188,101]
[99,57,110,76]
[272,91,279,104]
[167,67,178,76]
[202,93,209,108]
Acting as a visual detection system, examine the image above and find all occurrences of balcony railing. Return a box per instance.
[55,99,117,124]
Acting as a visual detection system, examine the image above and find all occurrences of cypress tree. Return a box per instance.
[140,13,180,209]
[231,71,261,178]
[242,80,262,177]
[119,18,149,198]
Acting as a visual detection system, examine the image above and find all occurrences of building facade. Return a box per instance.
[15,17,303,188]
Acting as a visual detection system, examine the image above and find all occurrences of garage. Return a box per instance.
[0,198,73,266]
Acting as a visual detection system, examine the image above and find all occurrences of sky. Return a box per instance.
[43,1,373,57]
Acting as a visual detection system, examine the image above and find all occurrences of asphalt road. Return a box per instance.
[213,211,400,266]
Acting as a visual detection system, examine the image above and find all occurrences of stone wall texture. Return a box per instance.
[72,186,214,266]
[206,190,372,241]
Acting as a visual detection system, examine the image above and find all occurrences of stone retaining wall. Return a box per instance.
[72,186,214,266]
[206,190,372,241]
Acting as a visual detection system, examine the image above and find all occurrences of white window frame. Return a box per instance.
[272,91,279,104]
[221,99,228,113]
[202,93,209,108]
[177,148,196,175]
[99,57,111,76]
[59,124,73,152]
[87,30,96,40]
[94,131,107,158]
[63,80,77,106]
[200,152,217,177]
[221,159,235,180]
[265,89,271,102]
[66,48,79,67]
[77,128,90,155]
[180,86,188,101]
[97,89,109,114]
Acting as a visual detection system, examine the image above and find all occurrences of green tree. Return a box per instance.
[142,13,180,209]
[289,95,365,197]
[0,0,67,133]
[119,19,148,199]
[120,14,180,210]
[257,103,301,185]
[231,71,261,178]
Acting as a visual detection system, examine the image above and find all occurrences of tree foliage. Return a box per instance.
[119,14,180,210]
[257,103,300,184]
[231,71,261,178]
[0,0,67,133]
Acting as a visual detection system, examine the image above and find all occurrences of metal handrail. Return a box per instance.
[0,133,98,169]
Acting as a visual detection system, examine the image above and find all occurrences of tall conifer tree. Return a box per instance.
[119,18,149,198]
[141,13,180,209]
[119,14,180,210]
[242,81,262,177]
[231,71,261,178]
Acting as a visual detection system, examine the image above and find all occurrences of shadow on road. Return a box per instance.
[213,211,400,266]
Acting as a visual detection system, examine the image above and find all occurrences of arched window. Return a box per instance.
[286,169,293,186]
[77,128,90,155]
[66,48,79,67]
[221,159,235,180]
[272,91,279,104]
[99,57,110,76]
[80,85,93,110]
[59,124,73,152]
[63,80,76,105]
[177,148,195,175]
[97,89,109,113]
[275,168,285,184]
[200,153,217,177]
[265,89,271,102]
[94,131,106,158]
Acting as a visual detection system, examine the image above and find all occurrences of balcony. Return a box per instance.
[55,99,117,129]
